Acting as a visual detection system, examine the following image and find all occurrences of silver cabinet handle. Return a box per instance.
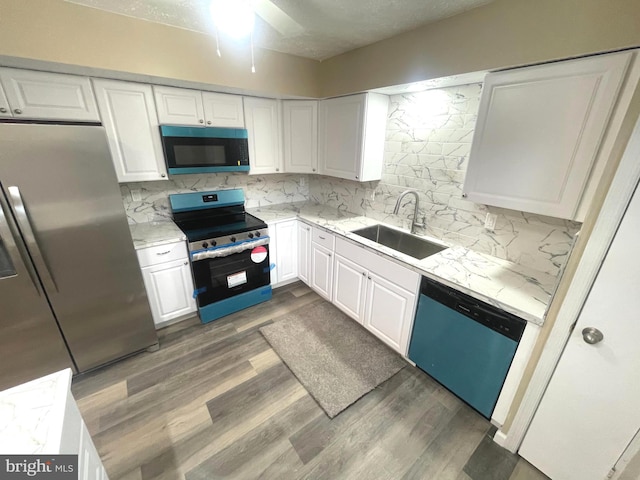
[160,173,166,178]
[276,168,280,172]
[355,175,359,180]
[0,107,7,113]
[312,168,316,172]
[184,261,188,265]
[7,186,57,293]
[207,121,212,125]
[582,327,604,345]
[14,108,22,114]
[156,250,171,255]
[362,272,366,276]
[318,236,326,240]
[462,193,468,198]
[367,276,371,280]
[199,119,204,123]
[328,253,332,257]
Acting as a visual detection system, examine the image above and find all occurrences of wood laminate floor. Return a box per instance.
[72,282,549,480]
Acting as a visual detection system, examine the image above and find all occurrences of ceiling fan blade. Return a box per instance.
[252,0,304,37]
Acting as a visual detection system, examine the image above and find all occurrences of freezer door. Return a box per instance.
[0,188,74,391]
[0,123,157,372]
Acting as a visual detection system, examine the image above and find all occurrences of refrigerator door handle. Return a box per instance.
[7,186,58,293]
[0,191,42,295]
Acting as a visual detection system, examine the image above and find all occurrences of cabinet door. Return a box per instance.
[318,94,365,181]
[283,100,318,173]
[274,220,298,285]
[153,85,204,126]
[463,52,631,219]
[202,92,245,127]
[297,222,311,285]
[141,258,196,327]
[364,271,416,354]
[245,97,282,174]
[93,79,168,183]
[0,85,12,118]
[0,68,99,121]
[333,254,367,324]
[310,242,333,301]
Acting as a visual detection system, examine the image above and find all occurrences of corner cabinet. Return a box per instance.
[283,100,318,174]
[245,97,283,174]
[136,241,196,328]
[93,79,168,182]
[153,86,244,127]
[318,93,389,182]
[0,67,100,121]
[297,221,312,285]
[463,51,632,220]
[268,219,299,288]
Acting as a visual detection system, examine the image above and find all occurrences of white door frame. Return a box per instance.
[495,112,640,453]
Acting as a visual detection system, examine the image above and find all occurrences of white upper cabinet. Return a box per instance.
[153,86,244,127]
[93,79,168,183]
[0,68,100,121]
[154,86,205,126]
[244,97,283,174]
[283,100,318,174]
[202,92,244,127]
[463,52,632,219]
[318,92,389,182]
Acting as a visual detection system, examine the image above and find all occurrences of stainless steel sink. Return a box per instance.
[351,224,446,259]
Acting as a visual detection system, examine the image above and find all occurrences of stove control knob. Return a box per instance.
[230,236,237,243]
[211,240,217,247]
[255,231,261,237]
[248,233,254,239]
[202,242,208,249]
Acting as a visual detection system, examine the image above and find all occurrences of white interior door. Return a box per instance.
[519,179,640,480]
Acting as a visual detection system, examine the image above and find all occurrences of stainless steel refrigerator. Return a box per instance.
[0,122,158,391]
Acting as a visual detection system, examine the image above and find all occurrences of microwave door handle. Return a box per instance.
[7,186,58,293]
[0,190,42,295]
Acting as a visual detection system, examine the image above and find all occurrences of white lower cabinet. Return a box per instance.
[333,254,367,323]
[364,272,415,353]
[297,222,312,285]
[136,241,196,328]
[268,219,298,288]
[310,228,335,301]
[333,237,419,354]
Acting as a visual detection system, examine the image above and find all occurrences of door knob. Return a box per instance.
[582,327,604,345]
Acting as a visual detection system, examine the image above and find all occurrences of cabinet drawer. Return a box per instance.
[336,237,419,292]
[137,241,188,267]
[312,227,335,250]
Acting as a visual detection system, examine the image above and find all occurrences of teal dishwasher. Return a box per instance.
[408,276,526,418]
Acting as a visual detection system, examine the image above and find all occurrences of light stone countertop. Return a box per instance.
[248,202,557,325]
[127,202,557,324]
[129,221,187,250]
[0,369,72,454]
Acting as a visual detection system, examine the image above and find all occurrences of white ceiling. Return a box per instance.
[64,0,494,61]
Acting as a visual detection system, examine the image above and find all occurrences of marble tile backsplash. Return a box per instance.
[121,173,309,224]
[310,84,581,277]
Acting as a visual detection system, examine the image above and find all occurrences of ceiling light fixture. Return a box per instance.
[210,0,256,72]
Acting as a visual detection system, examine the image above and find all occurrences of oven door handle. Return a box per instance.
[191,237,269,262]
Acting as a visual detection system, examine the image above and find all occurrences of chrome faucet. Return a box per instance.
[393,190,424,234]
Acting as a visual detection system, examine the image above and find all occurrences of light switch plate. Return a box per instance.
[484,212,498,231]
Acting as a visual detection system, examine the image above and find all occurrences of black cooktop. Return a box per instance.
[174,212,267,243]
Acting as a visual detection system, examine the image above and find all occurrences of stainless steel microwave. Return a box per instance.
[159,125,250,174]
